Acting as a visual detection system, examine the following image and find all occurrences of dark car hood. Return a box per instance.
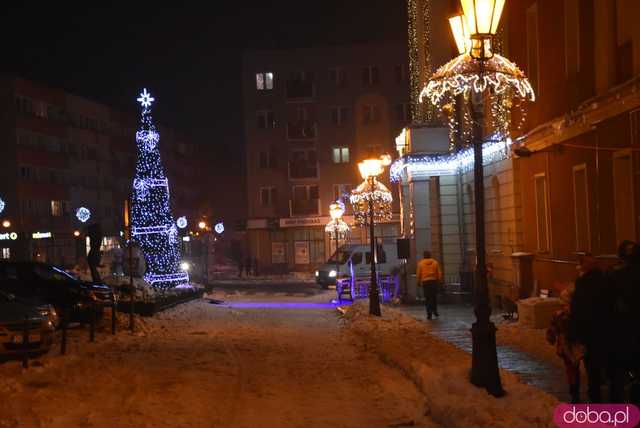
[0,301,43,324]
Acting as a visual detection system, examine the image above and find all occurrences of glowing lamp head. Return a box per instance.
[449,14,471,55]
[460,0,505,59]
[214,222,225,234]
[180,261,190,272]
[73,230,81,237]
[2,220,10,228]
[358,159,384,180]
[329,202,345,221]
[198,221,207,230]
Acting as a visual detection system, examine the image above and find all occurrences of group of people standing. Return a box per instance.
[548,240,640,403]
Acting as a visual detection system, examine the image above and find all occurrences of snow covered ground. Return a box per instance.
[0,287,560,427]
[0,292,434,427]
[342,302,559,427]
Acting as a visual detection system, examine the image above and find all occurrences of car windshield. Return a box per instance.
[327,250,350,264]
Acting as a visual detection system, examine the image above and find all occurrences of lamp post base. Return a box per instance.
[470,320,505,397]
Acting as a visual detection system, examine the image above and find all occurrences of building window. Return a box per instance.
[572,165,590,252]
[260,187,277,206]
[332,147,350,164]
[295,107,309,122]
[257,110,275,129]
[330,106,350,125]
[362,105,380,125]
[259,150,277,169]
[612,151,636,245]
[333,184,353,201]
[364,145,382,158]
[395,103,410,122]
[15,96,33,115]
[563,0,580,77]
[256,72,274,90]
[526,3,540,93]
[394,65,407,83]
[534,173,550,252]
[51,200,63,217]
[1,248,9,260]
[328,67,346,86]
[291,185,319,216]
[362,66,380,85]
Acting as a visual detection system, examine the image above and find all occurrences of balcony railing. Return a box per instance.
[288,161,318,180]
[289,198,320,217]
[285,81,315,100]
[286,122,317,141]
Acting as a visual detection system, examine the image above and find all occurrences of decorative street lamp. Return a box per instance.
[422,1,534,397]
[325,201,350,284]
[350,155,393,316]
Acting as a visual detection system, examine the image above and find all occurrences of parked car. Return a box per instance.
[315,244,401,288]
[0,290,55,358]
[0,262,115,323]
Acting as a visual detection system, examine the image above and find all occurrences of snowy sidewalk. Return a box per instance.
[395,303,570,402]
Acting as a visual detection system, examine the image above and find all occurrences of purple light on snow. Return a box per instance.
[225,301,350,309]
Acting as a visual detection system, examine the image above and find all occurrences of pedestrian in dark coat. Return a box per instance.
[568,255,609,403]
[608,241,640,403]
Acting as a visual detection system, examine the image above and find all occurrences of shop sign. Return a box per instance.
[280,217,328,228]
[294,241,310,265]
[271,242,286,264]
[0,232,18,241]
[32,231,52,239]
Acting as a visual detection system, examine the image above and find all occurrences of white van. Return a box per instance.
[315,244,401,288]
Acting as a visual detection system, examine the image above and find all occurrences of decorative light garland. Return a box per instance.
[390,133,513,181]
[176,216,188,229]
[75,207,91,223]
[325,219,350,238]
[420,54,535,106]
[130,89,188,289]
[214,222,225,234]
[0,197,5,215]
[350,179,393,226]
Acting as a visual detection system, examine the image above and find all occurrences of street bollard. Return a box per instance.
[111,293,117,335]
[89,302,96,343]
[22,316,29,369]
[60,307,68,355]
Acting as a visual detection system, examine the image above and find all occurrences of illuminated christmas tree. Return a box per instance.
[131,89,188,289]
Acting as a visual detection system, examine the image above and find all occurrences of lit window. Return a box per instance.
[332,147,349,164]
[51,200,63,217]
[256,72,274,91]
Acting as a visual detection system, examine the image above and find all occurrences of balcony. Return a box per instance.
[286,122,317,141]
[289,198,320,217]
[288,161,318,180]
[285,80,315,101]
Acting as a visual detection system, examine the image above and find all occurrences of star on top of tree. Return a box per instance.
[137,88,155,108]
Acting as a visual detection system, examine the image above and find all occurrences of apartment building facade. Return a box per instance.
[242,44,409,273]
[0,77,205,267]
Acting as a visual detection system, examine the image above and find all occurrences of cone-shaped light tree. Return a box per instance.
[131,89,188,289]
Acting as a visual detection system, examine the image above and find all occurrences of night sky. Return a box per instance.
[0,1,406,217]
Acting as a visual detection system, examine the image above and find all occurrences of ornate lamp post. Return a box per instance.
[198,220,209,285]
[325,201,350,283]
[350,155,393,316]
[422,0,534,397]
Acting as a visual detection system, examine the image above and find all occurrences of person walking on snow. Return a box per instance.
[547,286,584,403]
[416,250,443,320]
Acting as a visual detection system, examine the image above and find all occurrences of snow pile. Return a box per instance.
[342,301,559,428]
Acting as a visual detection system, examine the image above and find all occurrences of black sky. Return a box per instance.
[1,1,405,215]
